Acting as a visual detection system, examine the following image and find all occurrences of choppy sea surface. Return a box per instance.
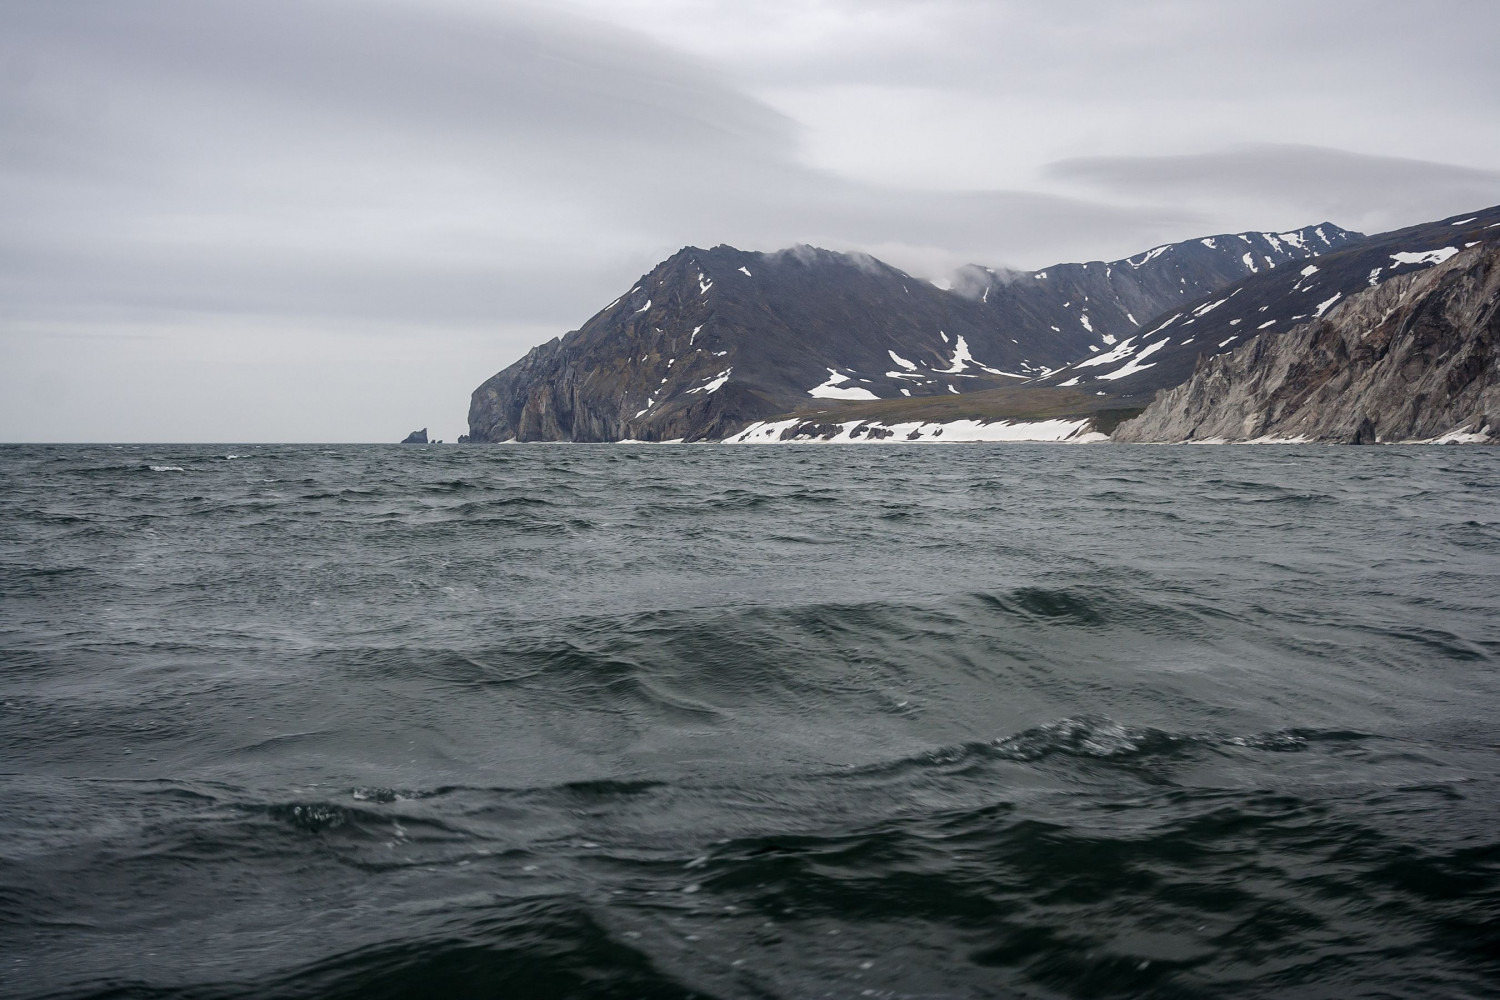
[2,443,1499,999]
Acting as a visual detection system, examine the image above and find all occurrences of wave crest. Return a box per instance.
[990,716,1180,761]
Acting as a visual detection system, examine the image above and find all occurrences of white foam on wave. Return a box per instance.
[150,465,186,472]
[991,717,1154,761]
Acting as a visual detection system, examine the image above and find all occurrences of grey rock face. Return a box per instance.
[400,428,428,444]
[1113,244,1500,443]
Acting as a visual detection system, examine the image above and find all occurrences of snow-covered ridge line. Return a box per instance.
[725,417,1106,444]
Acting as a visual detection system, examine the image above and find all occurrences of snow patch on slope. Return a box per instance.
[686,368,732,394]
[1074,336,1140,370]
[1391,248,1458,267]
[1095,339,1168,381]
[808,369,879,400]
[1128,245,1170,268]
[726,417,1106,444]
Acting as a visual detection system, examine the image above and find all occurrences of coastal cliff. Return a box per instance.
[1112,243,1500,444]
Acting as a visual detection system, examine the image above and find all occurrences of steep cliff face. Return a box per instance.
[1112,244,1500,443]
[468,225,1359,442]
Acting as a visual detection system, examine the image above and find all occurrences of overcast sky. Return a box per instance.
[4,0,1499,441]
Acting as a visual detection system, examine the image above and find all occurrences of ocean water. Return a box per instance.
[2,443,1498,999]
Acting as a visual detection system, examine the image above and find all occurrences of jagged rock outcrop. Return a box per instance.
[468,226,1359,442]
[1112,243,1500,443]
[400,428,428,444]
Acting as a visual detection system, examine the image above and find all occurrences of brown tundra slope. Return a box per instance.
[1113,243,1500,444]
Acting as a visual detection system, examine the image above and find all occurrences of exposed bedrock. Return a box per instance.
[1113,244,1500,443]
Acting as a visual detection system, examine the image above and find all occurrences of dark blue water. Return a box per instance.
[2,443,1498,999]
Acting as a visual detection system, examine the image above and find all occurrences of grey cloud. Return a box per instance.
[1045,144,1500,236]
[0,0,1193,339]
[0,1,794,330]
[4,0,793,155]
[591,0,1500,105]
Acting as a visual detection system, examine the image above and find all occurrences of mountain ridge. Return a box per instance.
[1032,206,1500,396]
[468,223,1361,442]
